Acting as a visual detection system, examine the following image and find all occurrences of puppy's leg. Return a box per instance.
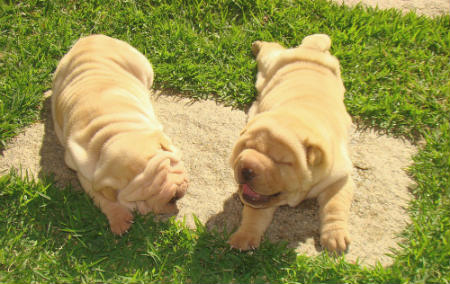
[95,193,134,235]
[78,173,133,235]
[251,41,284,57]
[252,41,285,93]
[228,205,277,250]
[317,176,354,253]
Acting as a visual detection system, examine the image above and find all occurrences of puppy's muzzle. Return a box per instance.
[241,168,255,182]
[237,166,281,207]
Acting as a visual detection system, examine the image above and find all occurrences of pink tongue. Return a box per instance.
[242,184,261,199]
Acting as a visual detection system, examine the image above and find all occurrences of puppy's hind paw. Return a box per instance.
[251,41,263,56]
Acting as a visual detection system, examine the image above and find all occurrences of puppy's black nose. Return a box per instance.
[241,168,254,182]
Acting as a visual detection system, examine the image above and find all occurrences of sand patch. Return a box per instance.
[0,92,417,266]
[331,0,449,17]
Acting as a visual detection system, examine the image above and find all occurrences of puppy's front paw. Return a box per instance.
[228,230,261,251]
[108,209,134,235]
[320,228,350,253]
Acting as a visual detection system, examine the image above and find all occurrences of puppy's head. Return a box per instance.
[232,146,292,209]
[140,151,188,214]
[112,133,188,215]
[230,116,325,209]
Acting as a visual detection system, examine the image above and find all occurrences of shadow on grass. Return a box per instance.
[25,94,307,282]
[0,173,296,282]
[2,93,298,281]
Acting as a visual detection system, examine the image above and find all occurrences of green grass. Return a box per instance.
[1,0,449,283]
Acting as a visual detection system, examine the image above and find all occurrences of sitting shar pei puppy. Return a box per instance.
[52,35,188,235]
[228,34,354,253]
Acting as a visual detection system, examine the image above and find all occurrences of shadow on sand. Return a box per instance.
[38,94,80,189]
[205,192,323,253]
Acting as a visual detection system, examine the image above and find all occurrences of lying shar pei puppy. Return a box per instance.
[228,34,354,253]
[52,35,188,235]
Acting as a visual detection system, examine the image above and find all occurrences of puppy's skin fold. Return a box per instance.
[229,34,354,253]
[52,35,188,234]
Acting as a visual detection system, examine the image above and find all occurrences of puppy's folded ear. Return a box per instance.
[306,144,324,167]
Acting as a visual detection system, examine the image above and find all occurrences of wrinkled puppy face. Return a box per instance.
[141,153,188,215]
[231,130,300,209]
[118,145,188,216]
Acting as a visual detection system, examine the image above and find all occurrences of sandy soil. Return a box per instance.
[1,0,446,267]
[1,92,416,266]
[332,0,449,16]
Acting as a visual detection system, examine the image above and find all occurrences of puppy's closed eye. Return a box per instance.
[274,160,293,166]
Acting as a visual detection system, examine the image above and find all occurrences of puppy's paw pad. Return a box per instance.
[228,231,261,251]
[320,229,350,253]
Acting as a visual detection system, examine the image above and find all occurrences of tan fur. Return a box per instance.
[228,34,354,253]
[51,35,188,235]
